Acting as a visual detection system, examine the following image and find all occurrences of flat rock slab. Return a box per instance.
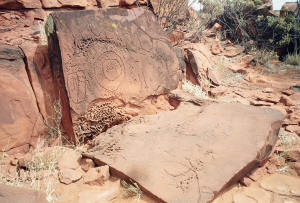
[87,102,284,203]
[48,8,180,115]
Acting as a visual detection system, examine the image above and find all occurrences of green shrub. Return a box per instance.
[198,0,300,58]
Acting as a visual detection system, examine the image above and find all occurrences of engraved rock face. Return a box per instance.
[48,8,181,129]
[87,101,284,203]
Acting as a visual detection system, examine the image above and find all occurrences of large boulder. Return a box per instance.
[87,97,284,203]
[47,8,181,142]
[21,44,58,127]
[0,44,45,153]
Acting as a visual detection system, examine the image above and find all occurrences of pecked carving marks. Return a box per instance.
[87,102,284,203]
[67,71,86,104]
[93,51,125,91]
[49,8,180,115]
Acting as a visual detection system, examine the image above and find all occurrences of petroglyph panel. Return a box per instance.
[49,8,181,115]
[88,102,284,203]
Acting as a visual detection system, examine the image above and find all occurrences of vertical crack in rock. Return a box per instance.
[47,19,76,144]
[21,48,46,122]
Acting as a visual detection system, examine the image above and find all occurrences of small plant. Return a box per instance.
[182,81,209,99]
[45,100,63,146]
[121,179,143,200]
[155,0,188,33]
[279,132,298,146]
[0,142,65,202]
[284,53,300,66]
[251,47,278,66]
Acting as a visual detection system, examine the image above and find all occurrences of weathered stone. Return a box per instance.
[290,93,300,106]
[81,158,95,172]
[169,30,184,44]
[280,95,295,106]
[285,125,300,135]
[259,174,300,196]
[223,45,244,57]
[262,88,274,93]
[42,0,93,8]
[0,184,47,203]
[40,0,61,8]
[87,101,284,203]
[211,41,223,55]
[48,8,180,142]
[97,0,119,8]
[0,44,45,153]
[83,165,110,185]
[256,93,280,104]
[282,89,295,96]
[78,180,120,203]
[0,0,42,9]
[59,168,82,185]
[58,0,88,7]
[227,64,247,74]
[57,149,81,170]
[20,44,58,123]
[186,44,221,87]
[240,54,254,68]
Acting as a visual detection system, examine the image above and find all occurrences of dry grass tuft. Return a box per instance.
[0,140,68,202]
[182,81,209,99]
[121,179,143,200]
[284,53,300,67]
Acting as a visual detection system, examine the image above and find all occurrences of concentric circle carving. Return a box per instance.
[94,51,125,91]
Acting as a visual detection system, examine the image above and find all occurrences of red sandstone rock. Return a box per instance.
[48,8,181,142]
[80,158,95,172]
[186,44,221,87]
[87,101,284,202]
[98,0,119,8]
[169,30,184,44]
[57,150,81,170]
[119,0,136,6]
[59,168,83,185]
[0,44,45,153]
[0,0,41,9]
[227,64,247,74]
[21,44,57,123]
[211,41,223,55]
[256,93,280,104]
[210,23,223,33]
[223,45,244,57]
[40,0,61,8]
[240,54,254,68]
[0,184,47,203]
[282,89,295,96]
[286,125,300,135]
[83,165,110,185]
[280,95,295,106]
[57,0,88,7]
[290,93,300,106]
[78,180,120,203]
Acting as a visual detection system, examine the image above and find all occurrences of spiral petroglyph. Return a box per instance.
[94,51,125,91]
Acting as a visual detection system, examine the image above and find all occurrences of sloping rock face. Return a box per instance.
[0,44,45,153]
[48,8,181,141]
[87,101,284,203]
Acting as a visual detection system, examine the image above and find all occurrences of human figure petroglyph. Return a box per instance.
[67,71,87,104]
[51,8,180,116]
